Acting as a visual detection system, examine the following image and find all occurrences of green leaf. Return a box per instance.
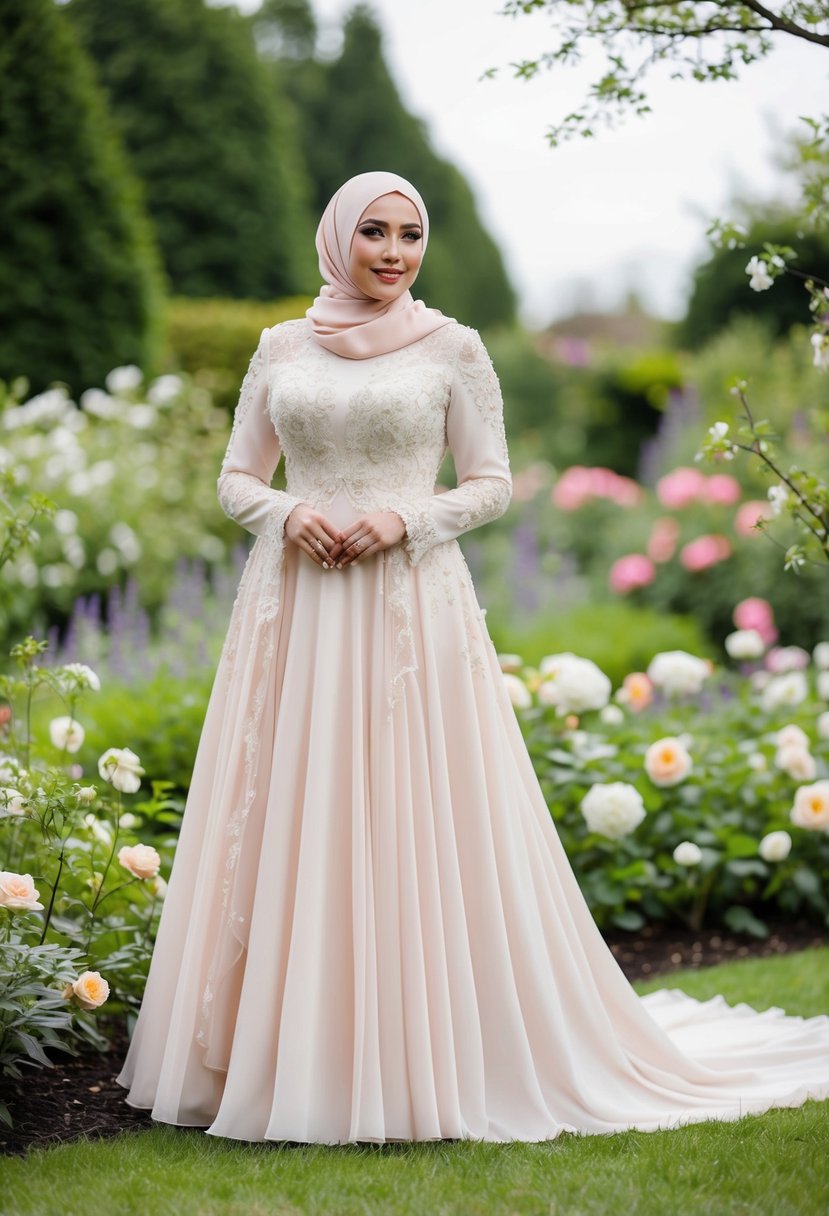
[723,906,769,938]
[612,909,646,931]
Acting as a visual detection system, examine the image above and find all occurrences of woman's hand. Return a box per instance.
[284,504,343,568]
[333,511,406,566]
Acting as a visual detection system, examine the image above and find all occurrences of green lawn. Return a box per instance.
[2,950,827,1216]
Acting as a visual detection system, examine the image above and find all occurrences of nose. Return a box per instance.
[381,236,402,263]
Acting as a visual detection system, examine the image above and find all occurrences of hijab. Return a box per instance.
[306,170,455,359]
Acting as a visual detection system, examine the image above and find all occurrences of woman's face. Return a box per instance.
[349,192,424,300]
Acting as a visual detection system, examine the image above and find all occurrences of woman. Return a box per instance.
[116,171,829,1144]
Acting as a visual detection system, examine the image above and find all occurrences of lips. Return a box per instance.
[372,269,404,283]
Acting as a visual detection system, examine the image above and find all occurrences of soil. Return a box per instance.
[1,918,825,1159]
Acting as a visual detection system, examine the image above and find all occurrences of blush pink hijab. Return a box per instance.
[306,171,455,359]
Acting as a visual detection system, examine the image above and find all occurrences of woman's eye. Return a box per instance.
[404,231,422,241]
[359,226,383,237]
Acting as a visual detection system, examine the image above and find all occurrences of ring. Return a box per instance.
[356,539,364,551]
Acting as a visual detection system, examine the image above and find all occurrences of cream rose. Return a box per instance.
[775,745,816,782]
[118,843,161,880]
[724,629,765,660]
[644,737,693,787]
[673,841,703,866]
[817,711,829,741]
[502,672,531,709]
[759,831,792,862]
[0,871,45,911]
[497,653,524,674]
[646,651,710,697]
[790,781,829,831]
[538,653,611,715]
[49,716,85,754]
[761,671,808,713]
[775,724,810,751]
[98,747,144,793]
[63,970,110,1010]
[813,642,829,670]
[581,783,646,840]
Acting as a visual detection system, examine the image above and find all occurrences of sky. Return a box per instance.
[233,1,829,329]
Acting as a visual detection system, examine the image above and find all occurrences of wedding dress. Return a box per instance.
[115,319,829,1143]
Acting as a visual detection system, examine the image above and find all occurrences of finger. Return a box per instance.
[339,534,367,565]
[301,537,328,567]
[352,538,382,563]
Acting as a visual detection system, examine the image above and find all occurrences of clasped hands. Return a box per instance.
[284,504,406,569]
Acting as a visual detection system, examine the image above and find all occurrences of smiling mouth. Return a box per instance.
[372,268,404,281]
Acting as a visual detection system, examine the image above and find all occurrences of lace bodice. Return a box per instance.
[217,318,512,565]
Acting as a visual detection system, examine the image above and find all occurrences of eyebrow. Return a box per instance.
[359,218,422,230]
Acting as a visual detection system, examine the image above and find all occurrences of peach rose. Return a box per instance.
[644,737,693,787]
[790,781,829,831]
[62,970,110,1010]
[617,672,654,712]
[118,843,161,880]
[0,871,45,912]
[775,746,817,782]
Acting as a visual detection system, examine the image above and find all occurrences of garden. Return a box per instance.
[2,1,829,1214]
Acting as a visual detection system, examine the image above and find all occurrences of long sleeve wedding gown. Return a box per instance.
[116,319,829,1143]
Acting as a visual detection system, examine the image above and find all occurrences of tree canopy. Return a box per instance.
[0,0,165,396]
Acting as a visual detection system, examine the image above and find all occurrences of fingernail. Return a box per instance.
[336,562,342,569]
[323,562,329,569]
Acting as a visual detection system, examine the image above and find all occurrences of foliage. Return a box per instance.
[505,647,829,935]
[64,0,318,300]
[494,2,829,146]
[679,213,829,350]
[0,0,166,399]
[163,294,312,412]
[0,362,245,643]
[261,3,518,329]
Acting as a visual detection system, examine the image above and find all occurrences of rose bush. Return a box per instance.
[501,638,829,937]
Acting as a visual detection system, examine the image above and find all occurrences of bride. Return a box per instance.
[116,170,829,1144]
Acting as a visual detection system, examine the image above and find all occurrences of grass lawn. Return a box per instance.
[1,950,827,1216]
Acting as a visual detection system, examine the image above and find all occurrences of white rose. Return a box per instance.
[775,724,810,751]
[673,841,703,866]
[774,745,817,782]
[817,711,829,741]
[149,874,168,898]
[119,812,139,829]
[747,752,768,772]
[580,783,646,840]
[0,871,45,912]
[759,830,792,862]
[646,650,710,697]
[761,671,809,713]
[97,747,144,793]
[818,671,829,701]
[83,813,114,846]
[790,780,829,831]
[61,662,101,691]
[49,716,85,754]
[0,787,26,816]
[599,704,625,726]
[813,642,829,670]
[105,365,143,394]
[502,672,531,709]
[746,255,773,291]
[538,653,611,714]
[644,737,693,787]
[118,843,161,880]
[724,629,765,660]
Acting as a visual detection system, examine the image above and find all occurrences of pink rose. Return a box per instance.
[656,467,707,509]
[679,534,732,572]
[618,672,654,712]
[702,474,741,505]
[552,466,594,511]
[118,843,161,880]
[734,500,771,537]
[766,645,810,673]
[646,517,680,563]
[733,597,778,645]
[609,554,656,595]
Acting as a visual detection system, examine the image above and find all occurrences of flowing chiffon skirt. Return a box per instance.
[115,516,829,1143]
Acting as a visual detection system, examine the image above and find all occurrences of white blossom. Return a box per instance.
[811,331,829,371]
[813,642,829,670]
[767,484,789,517]
[537,653,611,714]
[817,711,829,741]
[502,672,531,709]
[745,255,774,291]
[105,365,143,395]
[49,716,85,754]
[760,671,809,713]
[61,663,101,692]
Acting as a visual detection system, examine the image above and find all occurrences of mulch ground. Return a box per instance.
[1,918,825,1159]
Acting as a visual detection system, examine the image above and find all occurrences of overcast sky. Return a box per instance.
[233,0,828,328]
